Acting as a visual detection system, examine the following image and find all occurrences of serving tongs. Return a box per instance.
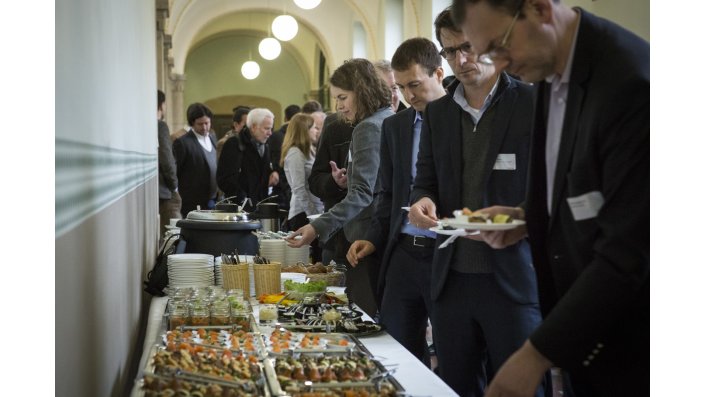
[154,366,259,391]
[220,249,243,264]
[296,373,397,392]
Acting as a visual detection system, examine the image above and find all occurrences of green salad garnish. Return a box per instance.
[284,279,327,293]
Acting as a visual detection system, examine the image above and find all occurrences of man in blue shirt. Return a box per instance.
[347,37,447,364]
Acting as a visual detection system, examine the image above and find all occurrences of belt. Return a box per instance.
[399,234,435,249]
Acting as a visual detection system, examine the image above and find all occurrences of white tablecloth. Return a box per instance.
[132,296,458,397]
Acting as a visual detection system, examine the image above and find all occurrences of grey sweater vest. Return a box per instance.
[450,104,498,273]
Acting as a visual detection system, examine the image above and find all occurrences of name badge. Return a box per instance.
[493,154,516,170]
[566,191,604,221]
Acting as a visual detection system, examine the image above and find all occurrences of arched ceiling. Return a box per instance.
[167,0,388,76]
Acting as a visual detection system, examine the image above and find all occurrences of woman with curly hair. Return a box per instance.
[287,58,393,316]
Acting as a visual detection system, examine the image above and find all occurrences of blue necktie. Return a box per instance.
[401,115,436,238]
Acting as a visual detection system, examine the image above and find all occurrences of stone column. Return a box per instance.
[169,73,186,133]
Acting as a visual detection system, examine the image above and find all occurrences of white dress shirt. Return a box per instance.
[545,12,580,214]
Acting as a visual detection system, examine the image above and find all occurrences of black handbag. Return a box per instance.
[144,233,180,296]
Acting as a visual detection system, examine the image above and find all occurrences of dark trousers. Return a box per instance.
[287,212,322,263]
[159,191,182,235]
[433,271,545,397]
[329,231,379,317]
[379,240,434,364]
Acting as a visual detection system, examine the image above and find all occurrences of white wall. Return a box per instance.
[56,0,159,395]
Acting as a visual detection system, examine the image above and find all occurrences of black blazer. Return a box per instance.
[410,73,537,305]
[525,10,649,384]
[216,126,274,210]
[309,113,354,211]
[173,130,217,215]
[366,107,417,293]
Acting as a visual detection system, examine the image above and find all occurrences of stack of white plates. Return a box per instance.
[285,245,310,266]
[167,253,215,288]
[259,239,286,264]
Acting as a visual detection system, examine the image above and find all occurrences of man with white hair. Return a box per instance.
[217,107,278,210]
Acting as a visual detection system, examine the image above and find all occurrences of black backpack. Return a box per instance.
[144,233,180,296]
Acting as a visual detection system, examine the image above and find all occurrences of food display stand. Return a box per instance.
[131,296,458,396]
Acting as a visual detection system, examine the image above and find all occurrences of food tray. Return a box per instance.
[264,329,362,355]
[163,328,267,358]
[278,302,363,322]
[278,319,384,337]
[139,343,271,397]
[262,349,404,396]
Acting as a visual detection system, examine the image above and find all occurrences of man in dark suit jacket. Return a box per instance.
[346,38,448,364]
[217,108,277,211]
[173,103,218,217]
[408,9,544,396]
[455,1,649,396]
[309,112,355,264]
[157,90,181,234]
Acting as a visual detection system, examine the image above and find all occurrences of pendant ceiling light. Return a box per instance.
[294,0,321,10]
[241,60,260,80]
[258,37,281,60]
[272,15,298,41]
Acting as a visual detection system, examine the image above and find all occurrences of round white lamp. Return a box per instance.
[294,0,321,10]
[272,15,298,41]
[258,37,281,60]
[241,61,260,80]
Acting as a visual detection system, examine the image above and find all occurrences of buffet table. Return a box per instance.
[132,296,458,396]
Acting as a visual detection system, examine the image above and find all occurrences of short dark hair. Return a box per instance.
[233,106,251,123]
[434,7,462,47]
[284,104,301,121]
[301,101,322,114]
[391,37,442,76]
[450,0,525,26]
[330,58,391,123]
[186,103,213,126]
[157,90,166,109]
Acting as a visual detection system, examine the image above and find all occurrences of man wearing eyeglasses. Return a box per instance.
[450,0,650,396]
[407,8,544,397]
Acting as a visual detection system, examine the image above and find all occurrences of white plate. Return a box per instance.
[168,254,214,260]
[440,219,526,231]
[429,226,480,237]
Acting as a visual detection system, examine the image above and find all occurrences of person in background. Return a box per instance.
[407,8,544,396]
[309,110,326,135]
[217,108,277,211]
[453,0,649,396]
[157,90,181,234]
[281,113,324,261]
[287,59,394,317]
[301,100,323,114]
[374,60,406,113]
[270,104,301,213]
[173,103,218,217]
[217,106,250,159]
[308,111,355,266]
[346,37,447,365]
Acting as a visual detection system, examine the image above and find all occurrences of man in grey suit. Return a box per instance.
[157,90,181,234]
